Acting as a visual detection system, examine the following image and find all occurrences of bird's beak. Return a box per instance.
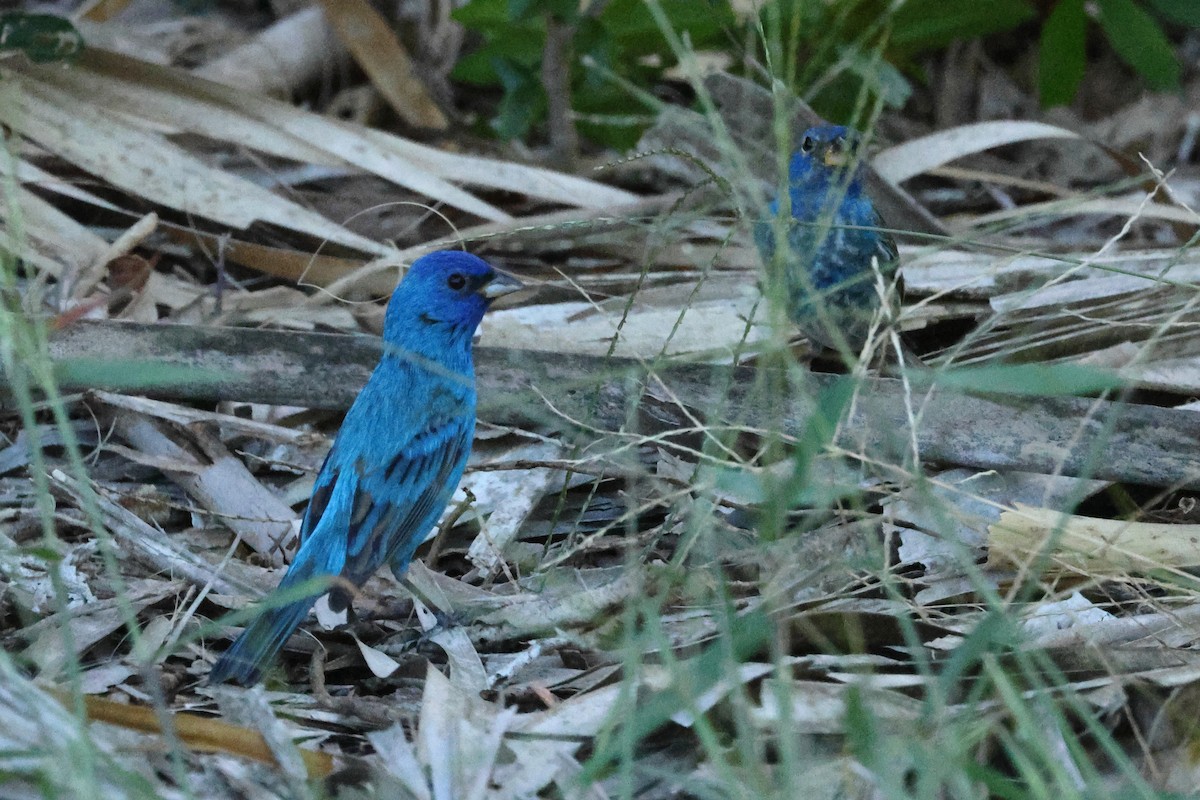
[479,271,525,300]
[822,148,847,168]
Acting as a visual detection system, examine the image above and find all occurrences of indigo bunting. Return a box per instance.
[209,251,521,685]
[754,124,899,356]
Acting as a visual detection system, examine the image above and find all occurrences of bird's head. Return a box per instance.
[789,124,865,181]
[384,251,522,345]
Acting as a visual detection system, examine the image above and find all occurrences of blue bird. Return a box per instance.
[754,124,899,356]
[209,251,521,685]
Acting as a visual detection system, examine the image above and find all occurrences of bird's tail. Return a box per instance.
[208,550,335,686]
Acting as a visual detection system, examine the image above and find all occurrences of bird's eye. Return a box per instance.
[447,273,466,290]
[834,135,847,151]
[800,136,815,154]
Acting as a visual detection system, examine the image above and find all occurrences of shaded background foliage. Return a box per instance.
[440,0,1199,148]
[5,2,1197,148]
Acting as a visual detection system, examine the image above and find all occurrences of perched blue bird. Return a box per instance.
[754,124,899,356]
[209,251,521,685]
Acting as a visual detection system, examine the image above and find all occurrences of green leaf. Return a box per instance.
[449,51,500,86]
[964,763,1033,800]
[1096,0,1181,89]
[794,376,856,466]
[891,0,1035,53]
[709,464,769,505]
[509,0,578,22]
[452,0,510,28]
[51,359,227,393]
[843,684,877,761]
[508,0,540,19]
[757,376,863,536]
[600,0,734,56]
[0,12,84,64]
[454,0,735,145]
[936,611,1021,694]
[1144,0,1200,27]
[837,45,912,108]
[23,545,63,563]
[1039,0,1088,107]
[489,58,546,140]
[922,363,1125,397]
[702,455,863,511]
[581,607,774,783]
[450,18,545,85]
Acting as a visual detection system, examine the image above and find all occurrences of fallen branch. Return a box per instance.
[32,320,1200,490]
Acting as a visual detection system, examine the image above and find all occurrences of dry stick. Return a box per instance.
[318,192,680,299]
[542,13,579,171]
[108,411,297,566]
[92,390,308,443]
[318,0,448,130]
[38,320,1200,490]
[48,689,335,779]
[46,468,259,596]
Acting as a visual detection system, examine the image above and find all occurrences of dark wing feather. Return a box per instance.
[339,415,472,589]
[297,448,339,545]
[870,206,899,267]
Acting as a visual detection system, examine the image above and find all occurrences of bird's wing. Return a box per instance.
[871,206,899,267]
[752,218,777,262]
[298,448,339,545]
[296,360,470,547]
[339,413,473,583]
[877,234,899,267]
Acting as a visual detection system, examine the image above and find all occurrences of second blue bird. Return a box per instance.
[209,250,521,685]
[754,124,899,356]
